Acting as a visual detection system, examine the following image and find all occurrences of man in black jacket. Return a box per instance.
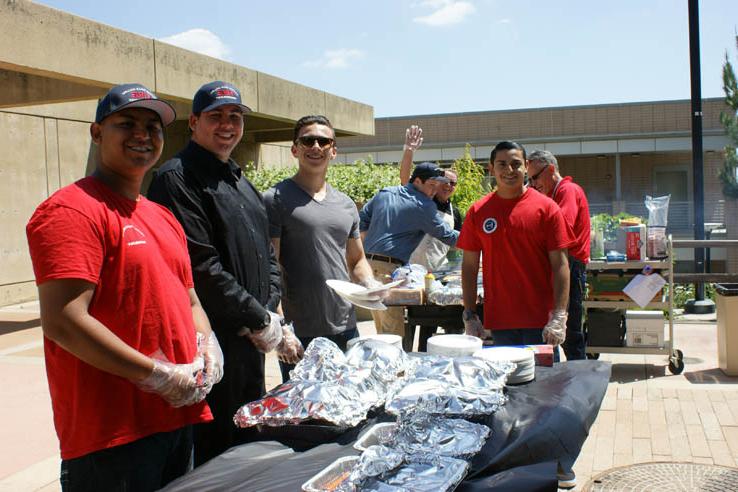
[148,81,298,465]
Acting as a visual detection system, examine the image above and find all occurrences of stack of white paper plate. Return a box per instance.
[427,334,483,357]
[473,347,535,384]
[346,334,403,349]
[325,279,404,311]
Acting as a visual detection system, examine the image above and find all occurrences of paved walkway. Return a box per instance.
[1,304,736,491]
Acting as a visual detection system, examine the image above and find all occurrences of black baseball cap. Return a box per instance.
[410,162,450,183]
[192,81,252,114]
[95,83,176,126]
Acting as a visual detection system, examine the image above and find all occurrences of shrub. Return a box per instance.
[451,144,490,216]
[243,158,400,205]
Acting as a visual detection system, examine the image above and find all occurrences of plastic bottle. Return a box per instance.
[424,272,435,292]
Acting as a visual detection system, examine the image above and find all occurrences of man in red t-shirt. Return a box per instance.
[458,141,573,352]
[527,150,590,361]
[25,84,223,491]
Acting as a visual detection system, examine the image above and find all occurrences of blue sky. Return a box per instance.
[39,0,738,117]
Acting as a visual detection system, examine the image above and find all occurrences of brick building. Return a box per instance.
[337,98,731,270]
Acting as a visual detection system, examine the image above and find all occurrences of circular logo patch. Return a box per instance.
[482,217,497,234]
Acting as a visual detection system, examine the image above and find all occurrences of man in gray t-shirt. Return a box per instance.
[264,115,379,380]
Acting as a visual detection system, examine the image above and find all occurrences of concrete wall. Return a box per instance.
[0,109,92,305]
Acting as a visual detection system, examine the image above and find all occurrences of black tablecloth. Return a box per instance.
[162,360,611,492]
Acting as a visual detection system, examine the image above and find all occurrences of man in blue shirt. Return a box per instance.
[360,162,459,349]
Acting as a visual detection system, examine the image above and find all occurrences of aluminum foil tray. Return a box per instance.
[361,455,469,492]
[301,455,358,492]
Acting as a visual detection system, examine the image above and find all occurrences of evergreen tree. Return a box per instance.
[719,35,738,198]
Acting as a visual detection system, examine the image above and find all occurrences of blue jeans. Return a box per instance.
[562,258,586,361]
[60,426,193,492]
[278,328,359,382]
[493,328,561,363]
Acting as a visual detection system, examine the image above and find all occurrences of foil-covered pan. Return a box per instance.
[359,453,469,492]
[235,337,411,428]
[354,417,490,458]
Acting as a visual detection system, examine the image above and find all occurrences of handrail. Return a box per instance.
[673,273,738,283]
[672,240,738,248]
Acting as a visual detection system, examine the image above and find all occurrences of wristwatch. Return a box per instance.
[462,309,476,321]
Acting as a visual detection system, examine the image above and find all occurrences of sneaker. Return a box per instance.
[557,469,576,489]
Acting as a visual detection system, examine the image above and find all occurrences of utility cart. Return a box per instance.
[584,235,684,374]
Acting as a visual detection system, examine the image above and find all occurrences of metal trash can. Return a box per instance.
[715,284,738,376]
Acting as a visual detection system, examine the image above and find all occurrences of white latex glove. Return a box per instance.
[197,331,224,389]
[463,311,486,339]
[247,311,284,353]
[542,309,568,346]
[403,125,423,152]
[276,323,304,365]
[135,357,207,408]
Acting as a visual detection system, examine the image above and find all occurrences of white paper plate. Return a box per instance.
[325,280,387,310]
[427,334,483,357]
[474,347,535,384]
[363,279,404,294]
[341,293,387,311]
[325,279,382,301]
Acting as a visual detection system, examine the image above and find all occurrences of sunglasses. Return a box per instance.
[296,136,335,148]
[447,180,457,186]
[528,165,549,182]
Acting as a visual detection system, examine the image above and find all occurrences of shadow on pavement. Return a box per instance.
[0,319,41,336]
[684,368,738,385]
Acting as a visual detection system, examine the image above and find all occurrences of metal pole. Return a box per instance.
[688,0,705,301]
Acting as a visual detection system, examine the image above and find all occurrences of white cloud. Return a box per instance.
[302,49,365,69]
[413,0,476,27]
[498,18,512,24]
[160,28,231,61]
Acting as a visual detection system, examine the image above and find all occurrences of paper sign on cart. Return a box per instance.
[623,273,666,308]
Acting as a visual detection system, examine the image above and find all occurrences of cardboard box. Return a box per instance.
[383,288,424,306]
[625,310,665,347]
[527,345,554,367]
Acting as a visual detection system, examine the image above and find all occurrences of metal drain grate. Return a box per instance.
[584,462,738,491]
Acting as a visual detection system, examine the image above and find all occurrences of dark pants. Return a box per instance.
[562,258,586,361]
[194,332,265,466]
[279,328,359,382]
[60,426,192,492]
[493,328,561,363]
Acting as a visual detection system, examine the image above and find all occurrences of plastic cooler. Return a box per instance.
[716,284,738,376]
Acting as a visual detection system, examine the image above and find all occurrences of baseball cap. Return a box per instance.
[95,83,176,126]
[410,162,450,183]
[192,81,252,114]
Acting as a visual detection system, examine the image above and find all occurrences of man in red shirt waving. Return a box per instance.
[458,141,573,354]
[527,150,590,361]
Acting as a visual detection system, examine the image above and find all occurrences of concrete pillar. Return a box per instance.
[615,153,622,202]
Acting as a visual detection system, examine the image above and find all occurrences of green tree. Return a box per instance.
[718,35,738,199]
[451,144,490,216]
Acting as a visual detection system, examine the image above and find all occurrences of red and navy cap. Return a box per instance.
[95,83,176,125]
[192,81,252,114]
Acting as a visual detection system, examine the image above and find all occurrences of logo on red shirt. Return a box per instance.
[123,225,147,246]
[482,217,497,234]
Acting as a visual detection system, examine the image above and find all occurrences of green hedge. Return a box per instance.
[244,149,490,216]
